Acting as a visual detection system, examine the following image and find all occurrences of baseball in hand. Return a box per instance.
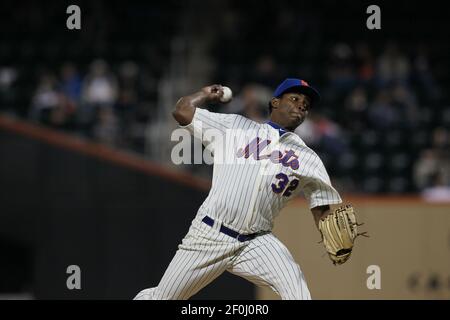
[220,86,233,103]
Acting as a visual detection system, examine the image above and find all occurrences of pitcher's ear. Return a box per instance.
[271,97,280,110]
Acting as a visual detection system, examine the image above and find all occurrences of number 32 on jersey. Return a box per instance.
[271,173,299,197]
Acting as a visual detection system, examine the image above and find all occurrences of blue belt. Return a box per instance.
[202,216,258,242]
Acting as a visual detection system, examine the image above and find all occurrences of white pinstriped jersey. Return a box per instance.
[134,106,334,300]
[182,107,342,234]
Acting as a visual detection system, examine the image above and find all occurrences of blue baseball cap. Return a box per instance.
[273,78,320,106]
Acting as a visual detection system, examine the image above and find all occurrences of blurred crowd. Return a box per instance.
[0,0,177,152]
[1,41,449,197]
[24,60,156,152]
[213,41,450,197]
[0,0,449,197]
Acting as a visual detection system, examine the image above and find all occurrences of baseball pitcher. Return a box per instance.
[134,78,364,300]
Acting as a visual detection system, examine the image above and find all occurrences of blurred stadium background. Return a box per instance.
[0,0,449,299]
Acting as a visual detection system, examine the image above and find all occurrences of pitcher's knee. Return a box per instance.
[278,278,311,300]
[133,286,189,300]
[133,287,157,300]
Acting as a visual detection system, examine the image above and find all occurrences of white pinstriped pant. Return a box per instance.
[134,217,311,300]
